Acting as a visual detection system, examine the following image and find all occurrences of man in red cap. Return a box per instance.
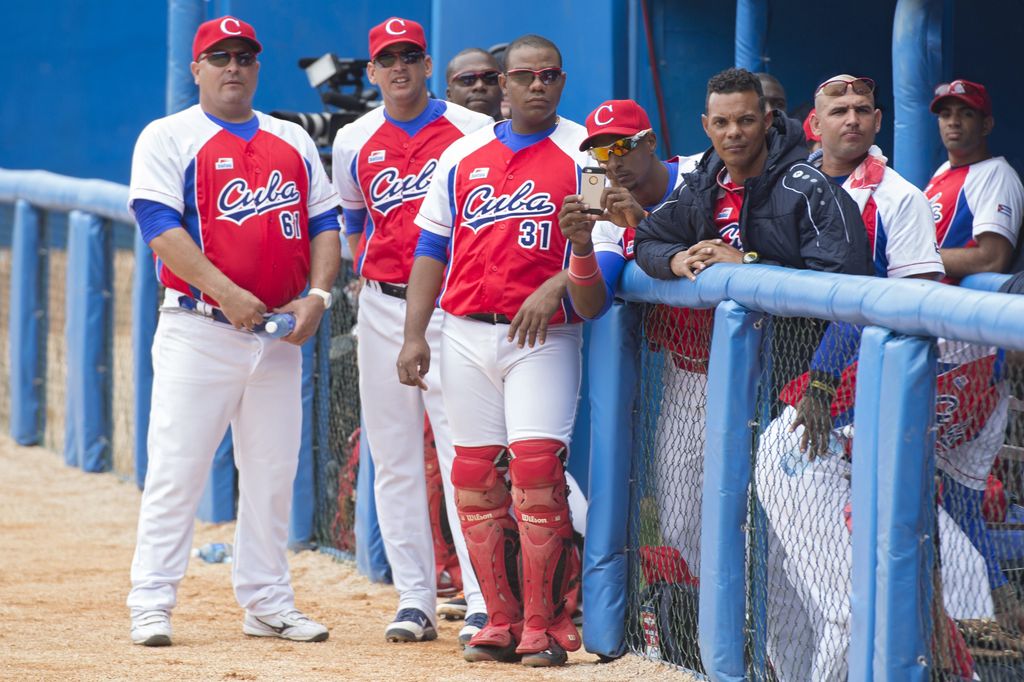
[126,15,339,646]
[925,78,1024,636]
[926,79,1023,282]
[331,16,493,647]
[558,99,710,596]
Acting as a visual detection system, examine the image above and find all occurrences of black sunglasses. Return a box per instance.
[452,70,500,87]
[374,50,426,68]
[201,50,257,68]
[506,68,563,87]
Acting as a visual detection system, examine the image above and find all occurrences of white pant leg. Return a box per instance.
[653,361,707,576]
[440,316,508,446]
[565,472,588,537]
[357,286,435,616]
[128,312,249,615]
[423,310,484,615]
[231,333,302,615]
[755,407,852,682]
[501,324,583,445]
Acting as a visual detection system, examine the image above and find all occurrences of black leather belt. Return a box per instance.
[466,312,512,325]
[177,296,267,332]
[370,280,408,299]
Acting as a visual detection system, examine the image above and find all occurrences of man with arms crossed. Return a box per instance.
[398,34,588,667]
[331,17,493,645]
[753,74,946,682]
[127,16,338,646]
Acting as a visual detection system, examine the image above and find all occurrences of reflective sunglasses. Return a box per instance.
[373,50,425,68]
[506,67,563,86]
[815,76,875,97]
[201,50,257,68]
[452,70,501,87]
[934,80,980,97]
[589,130,651,163]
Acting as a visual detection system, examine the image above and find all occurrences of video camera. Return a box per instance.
[270,54,380,172]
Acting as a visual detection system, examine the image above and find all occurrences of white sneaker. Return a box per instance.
[243,609,329,642]
[131,610,172,646]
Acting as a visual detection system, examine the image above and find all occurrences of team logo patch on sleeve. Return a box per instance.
[998,204,1013,218]
[470,167,489,180]
[368,150,386,163]
[216,158,234,170]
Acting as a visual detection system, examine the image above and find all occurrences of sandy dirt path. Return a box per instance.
[0,436,695,681]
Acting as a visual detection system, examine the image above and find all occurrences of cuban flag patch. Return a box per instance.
[470,167,489,180]
[216,157,234,170]
[717,207,733,221]
[368,150,386,163]
[998,204,1013,218]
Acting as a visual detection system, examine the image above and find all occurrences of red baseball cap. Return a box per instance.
[579,100,652,151]
[930,79,992,116]
[368,17,426,59]
[193,16,262,62]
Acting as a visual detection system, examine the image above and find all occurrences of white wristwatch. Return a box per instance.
[308,287,333,310]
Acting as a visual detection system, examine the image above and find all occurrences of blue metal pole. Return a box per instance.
[892,0,947,188]
[735,0,768,71]
[9,200,46,446]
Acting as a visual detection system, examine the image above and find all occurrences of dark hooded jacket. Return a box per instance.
[635,113,873,279]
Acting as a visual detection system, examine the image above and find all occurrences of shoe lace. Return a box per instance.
[280,609,310,623]
[395,608,428,626]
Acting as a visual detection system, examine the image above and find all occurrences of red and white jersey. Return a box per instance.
[592,153,699,261]
[831,147,943,279]
[332,100,492,284]
[415,118,589,321]
[925,156,1023,258]
[128,104,337,310]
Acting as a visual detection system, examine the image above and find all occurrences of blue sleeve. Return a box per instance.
[571,251,624,321]
[809,321,863,377]
[342,208,368,236]
[309,208,341,238]
[133,199,182,244]
[414,229,450,264]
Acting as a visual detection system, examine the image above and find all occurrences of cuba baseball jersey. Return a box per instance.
[128,104,337,310]
[415,118,590,321]
[332,99,492,283]
[926,157,1024,279]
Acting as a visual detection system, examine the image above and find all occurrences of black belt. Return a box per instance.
[466,312,512,325]
[371,280,407,299]
[177,296,267,332]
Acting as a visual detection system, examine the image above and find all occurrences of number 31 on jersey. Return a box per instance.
[518,220,551,250]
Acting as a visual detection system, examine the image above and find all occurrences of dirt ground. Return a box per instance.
[0,436,695,681]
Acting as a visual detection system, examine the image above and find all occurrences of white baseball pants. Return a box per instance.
[128,309,302,617]
[357,285,482,619]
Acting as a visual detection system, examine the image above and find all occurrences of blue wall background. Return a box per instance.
[1,0,1021,186]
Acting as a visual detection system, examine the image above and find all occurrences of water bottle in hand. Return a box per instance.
[263,313,296,338]
[193,542,232,564]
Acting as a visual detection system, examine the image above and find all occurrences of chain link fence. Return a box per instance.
[0,204,13,432]
[111,224,138,480]
[43,213,68,457]
[311,264,361,558]
[928,339,1024,680]
[625,302,711,674]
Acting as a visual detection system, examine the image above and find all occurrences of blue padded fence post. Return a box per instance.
[355,412,392,582]
[848,326,895,682]
[582,301,639,657]
[699,300,765,681]
[64,211,113,472]
[892,0,947,189]
[197,431,236,523]
[9,200,46,445]
[289,332,318,549]
[131,233,157,488]
[874,334,937,680]
[734,0,768,71]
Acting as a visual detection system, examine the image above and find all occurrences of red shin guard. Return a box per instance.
[508,439,581,654]
[451,445,523,646]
